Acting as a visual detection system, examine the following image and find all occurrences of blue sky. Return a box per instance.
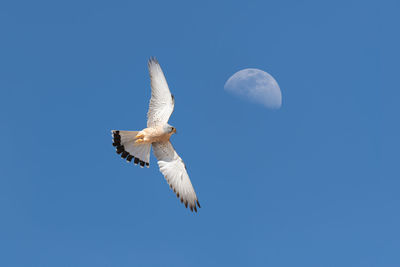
[0,0,398,266]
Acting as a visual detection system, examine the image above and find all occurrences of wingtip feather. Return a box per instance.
[148,56,159,67]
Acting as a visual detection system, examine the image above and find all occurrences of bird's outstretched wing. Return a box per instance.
[152,141,200,212]
[147,57,175,127]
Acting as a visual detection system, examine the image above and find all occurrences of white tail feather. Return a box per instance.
[111,130,151,168]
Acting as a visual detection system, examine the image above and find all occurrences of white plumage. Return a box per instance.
[112,57,200,212]
[147,58,175,128]
[153,142,199,211]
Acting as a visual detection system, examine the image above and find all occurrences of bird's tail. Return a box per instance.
[111,130,151,168]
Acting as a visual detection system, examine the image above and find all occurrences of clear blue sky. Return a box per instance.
[0,0,398,266]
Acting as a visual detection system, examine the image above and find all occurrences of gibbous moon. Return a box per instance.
[224,68,282,109]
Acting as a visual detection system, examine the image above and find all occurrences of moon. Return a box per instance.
[224,68,282,109]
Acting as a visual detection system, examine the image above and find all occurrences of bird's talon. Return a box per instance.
[135,133,144,139]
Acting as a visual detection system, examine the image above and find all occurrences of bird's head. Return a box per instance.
[165,124,177,135]
[171,127,177,134]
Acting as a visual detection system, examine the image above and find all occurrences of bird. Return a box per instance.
[111,57,201,212]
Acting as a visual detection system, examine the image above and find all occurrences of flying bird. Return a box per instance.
[111,57,201,212]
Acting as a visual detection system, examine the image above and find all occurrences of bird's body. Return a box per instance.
[111,57,200,212]
[134,125,176,145]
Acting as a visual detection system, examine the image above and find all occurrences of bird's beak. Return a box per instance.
[173,128,177,134]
